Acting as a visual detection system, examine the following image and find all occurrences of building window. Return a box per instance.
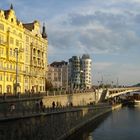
[0,48,4,56]
[19,66,21,71]
[10,37,14,44]
[13,50,15,57]
[10,75,12,81]
[0,85,2,94]
[0,61,3,68]
[19,54,22,59]
[25,78,28,83]
[6,75,9,81]
[0,74,2,81]
[19,33,22,38]
[10,48,12,56]
[19,43,22,48]
[18,76,21,82]
[26,56,28,63]
[7,63,9,69]
[40,86,42,91]
[26,36,29,43]
[10,64,12,69]
[16,40,19,46]
[13,30,16,35]
[26,46,28,51]
[0,23,4,31]
[0,34,4,44]
[11,18,14,22]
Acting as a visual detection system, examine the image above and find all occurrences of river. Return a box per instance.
[67,106,140,140]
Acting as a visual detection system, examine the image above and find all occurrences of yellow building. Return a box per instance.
[0,5,48,94]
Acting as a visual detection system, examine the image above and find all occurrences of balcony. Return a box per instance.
[0,67,25,74]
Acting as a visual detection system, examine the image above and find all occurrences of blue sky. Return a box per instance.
[1,0,140,86]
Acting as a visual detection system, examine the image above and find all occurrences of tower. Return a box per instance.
[42,23,47,39]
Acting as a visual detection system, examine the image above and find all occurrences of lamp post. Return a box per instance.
[14,48,23,94]
[80,70,83,90]
[111,81,114,88]
[14,48,19,95]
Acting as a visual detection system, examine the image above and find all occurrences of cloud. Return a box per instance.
[47,10,140,55]
[2,0,140,85]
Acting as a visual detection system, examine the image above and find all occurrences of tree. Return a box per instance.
[45,79,53,91]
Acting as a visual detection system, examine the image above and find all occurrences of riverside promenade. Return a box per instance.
[0,91,122,140]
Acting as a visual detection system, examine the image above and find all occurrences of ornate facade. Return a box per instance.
[0,5,48,94]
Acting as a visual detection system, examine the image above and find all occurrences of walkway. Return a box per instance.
[0,103,110,121]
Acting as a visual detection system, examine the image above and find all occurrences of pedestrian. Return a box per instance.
[40,100,44,111]
[52,101,55,109]
[35,100,40,112]
[10,103,15,113]
[70,102,73,107]
[56,101,59,108]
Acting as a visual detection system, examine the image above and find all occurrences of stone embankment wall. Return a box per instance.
[0,89,103,110]
[43,89,103,107]
[0,90,104,120]
[0,105,112,140]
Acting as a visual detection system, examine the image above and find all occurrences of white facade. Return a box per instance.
[68,54,92,90]
[81,54,92,89]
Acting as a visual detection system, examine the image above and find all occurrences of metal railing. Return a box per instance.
[0,103,111,121]
[0,89,96,102]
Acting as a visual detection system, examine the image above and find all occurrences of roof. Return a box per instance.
[4,10,10,19]
[50,61,68,67]
[23,23,34,31]
[82,54,90,59]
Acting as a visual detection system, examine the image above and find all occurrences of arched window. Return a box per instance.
[7,85,11,93]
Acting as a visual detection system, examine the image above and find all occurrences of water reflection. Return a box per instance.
[66,113,110,140]
[87,133,93,140]
[81,132,93,140]
[67,107,140,140]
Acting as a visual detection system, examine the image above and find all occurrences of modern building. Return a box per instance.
[81,54,92,89]
[68,56,81,89]
[0,5,48,94]
[46,61,68,90]
[68,54,92,90]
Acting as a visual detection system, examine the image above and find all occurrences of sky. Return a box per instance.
[0,0,140,86]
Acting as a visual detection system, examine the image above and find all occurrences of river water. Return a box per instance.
[67,106,140,140]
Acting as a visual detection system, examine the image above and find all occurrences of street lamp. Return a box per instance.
[111,81,114,88]
[80,70,83,90]
[14,48,23,94]
[14,48,19,95]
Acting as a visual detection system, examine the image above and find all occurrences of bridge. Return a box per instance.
[0,87,139,106]
[100,87,140,101]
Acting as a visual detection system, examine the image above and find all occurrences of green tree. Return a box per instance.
[45,79,53,91]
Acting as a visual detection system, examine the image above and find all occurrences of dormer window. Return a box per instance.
[11,18,13,22]
[0,23,4,31]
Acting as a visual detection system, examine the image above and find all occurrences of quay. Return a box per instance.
[0,87,128,140]
[0,102,121,140]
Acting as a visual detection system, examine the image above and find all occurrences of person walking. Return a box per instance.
[10,103,16,113]
[40,100,45,112]
[52,101,55,109]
